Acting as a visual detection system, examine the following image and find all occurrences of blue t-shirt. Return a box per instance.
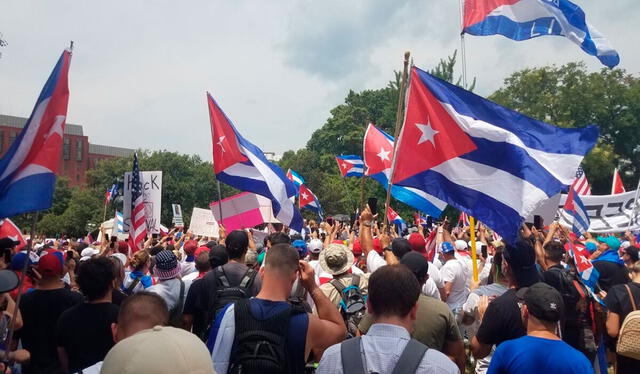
[487,335,593,374]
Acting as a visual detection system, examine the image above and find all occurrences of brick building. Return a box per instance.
[0,114,135,187]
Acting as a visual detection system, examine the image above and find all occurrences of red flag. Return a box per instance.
[207,93,248,174]
[0,219,27,250]
[612,168,626,194]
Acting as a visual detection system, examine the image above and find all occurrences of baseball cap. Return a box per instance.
[209,245,229,268]
[454,240,468,251]
[503,241,540,288]
[292,239,308,257]
[352,239,362,256]
[183,240,198,255]
[408,233,426,253]
[400,252,429,280]
[441,241,455,254]
[0,270,19,293]
[0,238,19,250]
[37,251,65,276]
[517,282,564,323]
[308,239,323,254]
[194,246,210,259]
[596,236,621,251]
[585,240,598,253]
[10,252,37,271]
[372,238,383,254]
[101,326,215,374]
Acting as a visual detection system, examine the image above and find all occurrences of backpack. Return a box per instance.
[229,298,306,374]
[340,336,428,374]
[330,274,366,338]
[213,266,258,318]
[123,277,141,296]
[168,279,186,327]
[616,284,640,360]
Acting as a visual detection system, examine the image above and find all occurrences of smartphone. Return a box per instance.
[481,245,488,259]
[367,197,378,216]
[66,250,74,261]
[326,217,334,226]
[534,215,543,230]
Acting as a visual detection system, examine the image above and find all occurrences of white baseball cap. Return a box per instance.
[308,238,323,254]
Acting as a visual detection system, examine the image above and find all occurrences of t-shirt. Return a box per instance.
[476,289,526,347]
[487,335,594,374]
[183,278,208,340]
[56,302,119,373]
[111,289,127,306]
[605,282,640,319]
[593,260,629,292]
[358,294,461,351]
[17,288,84,374]
[440,259,470,311]
[147,277,191,311]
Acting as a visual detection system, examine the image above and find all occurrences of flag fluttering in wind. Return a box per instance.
[573,166,591,196]
[207,93,302,231]
[562,187,590,236]
[392,67,598,243]
[105,183,118,205]
[129,153,147,250]
[463,0,619,68]
[611,168,626,194]
[335,155,364,178]
[286,169,305,192]
[299,184,323,219]
[0,218,27,250]
[0,50,72,219]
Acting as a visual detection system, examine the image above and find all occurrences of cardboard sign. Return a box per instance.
[189,207,220,237]
[123,171,162,234]
[172,204,184,227]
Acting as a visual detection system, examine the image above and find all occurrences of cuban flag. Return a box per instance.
[286,169,305,195]
[0,218,27,250]
[567,240,600,298]
[458,211,470,227]
[299,184,323,219]
[413,212,428,227]
[114,211,124,233]
[105,183,118,205]
[335,155,364,177]
[364,123,446,218]
[207,93,303,231]
[0,50,71,219]
[392,67,598,243]
[387,207,407,232]
[463,0,619,68]
[561,187,590,236]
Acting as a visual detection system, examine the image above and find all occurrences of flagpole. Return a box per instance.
[4,212,38,360]
[216,180,224,228]
[359,176,367,210]
[102,198,108,223]
[626,176,640,231]
[459,0,468,89]
[383,51,411,231]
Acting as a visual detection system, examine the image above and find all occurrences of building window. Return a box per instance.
[63,138,70,160]
[76,140,83,161]
[8,131,17,146]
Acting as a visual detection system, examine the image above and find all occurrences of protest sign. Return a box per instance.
[189,207,220,237]
[558,189,640,233]
[209,192,280,232]
[172,204,184,227]
[123,171,163,234]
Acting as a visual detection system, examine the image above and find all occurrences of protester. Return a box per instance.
[471,240,541,360]
[108,256,127,306]
[122,250,152,295]
[15,251,84,374]
[180,239,198,277]
[209,243,346,373]
[487,283,593,374]
[184,248,211,282]
[0,269,30,372]
[591,236,629,291]
[440,241,470,314]
[182,250,213,339]
[604,261,640,373]
[621,245,639,272]
[408,232,444,300]
[317,264,458,373]
[359,252,465,371]
[147,249,189,326]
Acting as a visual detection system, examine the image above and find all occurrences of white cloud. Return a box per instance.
[0,0,638,161]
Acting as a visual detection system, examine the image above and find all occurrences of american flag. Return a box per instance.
[129,153,147,250]
[458,211,470,227]
[573,166,591,196]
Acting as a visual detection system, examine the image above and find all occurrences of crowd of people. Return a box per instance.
[0,206,638,373]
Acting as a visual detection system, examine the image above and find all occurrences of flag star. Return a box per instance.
[301,192,309,200]
[415,121,439,147]
[217,136,226,153]
[377,147,391,162]
[341,163,348,169]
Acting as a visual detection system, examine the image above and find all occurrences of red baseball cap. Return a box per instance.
[352,239,362,257]
[38,251,64,276]
[194,246,210,258]
[183,240,198,255]
[373,238,383,254]
[408,233,427,253]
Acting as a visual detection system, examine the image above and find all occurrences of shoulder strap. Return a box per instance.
[624,284,637,311]
[351,274,360,287]
[390,339,428,374]
[239,268,257,289]
[125,277,141,295]
[330,279,346,294]
[572,280,586,299]
[340,337,365,374]
[177,279,185,307]
[215,266,230,288]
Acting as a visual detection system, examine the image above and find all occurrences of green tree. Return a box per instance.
[490,63,640,193]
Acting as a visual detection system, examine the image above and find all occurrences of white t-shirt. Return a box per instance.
[366,251,387,273]
[440,259,470,311]
[147,278,191,310]
[421,261,443,300]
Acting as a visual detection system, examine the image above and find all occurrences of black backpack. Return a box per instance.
[340,336,428,374]
[229,298,305,374]
[330,274,366,338]
[212,266,258,318]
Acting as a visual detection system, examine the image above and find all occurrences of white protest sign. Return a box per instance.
[189,207,220,237]
[123,171,163,234]
[172,204,184,227]
[558,189,640,233]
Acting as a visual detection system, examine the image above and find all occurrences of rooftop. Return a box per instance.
[89,144,135,158]
[0,114,84,136]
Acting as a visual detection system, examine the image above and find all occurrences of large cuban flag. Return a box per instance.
[0,50,72,219]
[364,123,446,218]
[463,0,619,68]
[392,67,598,243]
[207,93,303,231]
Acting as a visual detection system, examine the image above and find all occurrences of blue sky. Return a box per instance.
[1,0,638,160]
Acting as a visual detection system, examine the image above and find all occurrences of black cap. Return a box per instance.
[504,241,540,288]
[517,282,564,323]
[0,237,19,250]
[209,245,229,268]
[0,270,19,293]
[400,252,429,280]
